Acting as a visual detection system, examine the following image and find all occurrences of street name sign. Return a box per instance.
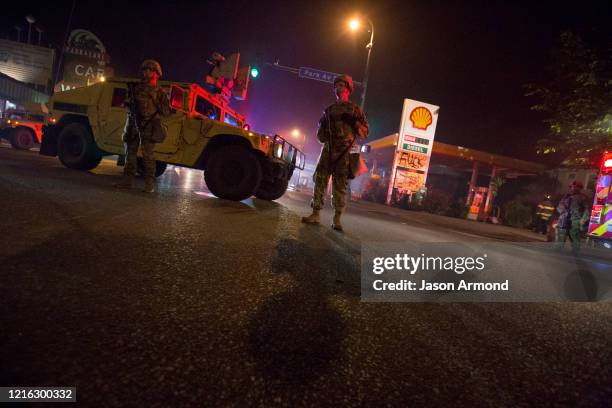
[298,67,339,84]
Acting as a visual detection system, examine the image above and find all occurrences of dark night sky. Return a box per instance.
[2,0,611,162]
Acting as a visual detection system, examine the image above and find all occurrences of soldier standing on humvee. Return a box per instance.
[115,59,170,193]
[301,74,368,231]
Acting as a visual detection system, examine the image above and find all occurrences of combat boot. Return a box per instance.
[301,209,321,225]
[114,175,133,189]
[332,211,344,232]
[143,177,155,193]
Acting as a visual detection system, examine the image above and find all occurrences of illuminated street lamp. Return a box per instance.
[25,15,36,44]
[348,17,374,110]
[291,128,305,150]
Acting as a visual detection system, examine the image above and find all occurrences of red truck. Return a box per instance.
[0,103,47,150]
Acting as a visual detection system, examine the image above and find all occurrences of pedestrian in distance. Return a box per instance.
[115,59,170,193]
[535,194,555,235]
[301,74,369,232]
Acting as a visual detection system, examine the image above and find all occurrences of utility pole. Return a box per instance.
[36,26,44,46]
[26,15,36,44]
[15,26,23,42]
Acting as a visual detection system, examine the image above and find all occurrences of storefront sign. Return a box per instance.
[0,39,55,90]
[56,29,111,91]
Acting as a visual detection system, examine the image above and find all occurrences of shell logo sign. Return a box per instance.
[409,106,433,130]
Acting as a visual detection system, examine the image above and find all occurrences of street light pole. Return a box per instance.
[360,19,374,110]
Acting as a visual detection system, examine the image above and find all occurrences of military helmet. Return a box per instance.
[211,51,225,62]
[334,74,354,93]
[141,59,162,77]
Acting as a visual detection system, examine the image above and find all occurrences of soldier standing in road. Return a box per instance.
[301,74,368,231]
[555,180,589,251]
[115,59,170,193]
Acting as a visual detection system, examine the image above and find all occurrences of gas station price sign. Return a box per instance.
[387,99,440,204]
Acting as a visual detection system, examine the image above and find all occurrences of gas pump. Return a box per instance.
[587,152,612,249]
[467,187,488,221]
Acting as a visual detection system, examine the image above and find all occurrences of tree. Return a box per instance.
[489,176,505,201]
[526,31,612,166]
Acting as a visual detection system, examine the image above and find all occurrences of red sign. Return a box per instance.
[602,152,612,170]
[403,134,430,145]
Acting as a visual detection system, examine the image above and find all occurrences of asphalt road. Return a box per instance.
[1,146,611,407]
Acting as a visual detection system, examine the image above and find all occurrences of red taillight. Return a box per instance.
[243,124,250,131]
[605,159,612,168]
[49,117,57,124]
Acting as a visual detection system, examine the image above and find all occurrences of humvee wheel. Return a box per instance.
[255,175,289,201]
[57,123,102,170]
[137,159,167,178]
[205,145,262,201]
[10,127,35,150]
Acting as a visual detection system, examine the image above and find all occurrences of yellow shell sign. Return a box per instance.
[409,106,433,130]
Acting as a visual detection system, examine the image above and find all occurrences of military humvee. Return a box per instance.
[40,78,305,201]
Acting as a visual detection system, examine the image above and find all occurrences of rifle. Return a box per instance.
[126,82,161,136]
[125,82,141,132]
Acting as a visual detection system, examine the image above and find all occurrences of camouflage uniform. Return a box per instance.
[555,192,589,251]
[311,101,368,211]
[123,82,170,179]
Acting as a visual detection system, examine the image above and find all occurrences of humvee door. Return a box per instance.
[96,82,180,155]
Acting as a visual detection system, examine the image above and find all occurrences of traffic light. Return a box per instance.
[233,66,251,100]
[250,67,259,78]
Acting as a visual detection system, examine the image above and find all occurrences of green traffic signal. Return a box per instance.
[250,68,259,78]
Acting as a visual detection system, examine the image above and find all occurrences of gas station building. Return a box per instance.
[361,133,547,221]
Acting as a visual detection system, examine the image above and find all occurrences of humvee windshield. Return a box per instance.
[195,95,220,120]
[223,112,241,127]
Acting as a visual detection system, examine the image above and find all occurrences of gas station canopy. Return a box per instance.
[367,133,546,177]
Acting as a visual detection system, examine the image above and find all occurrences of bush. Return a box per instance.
[361,176,388,204]
[398,193,410,209]
[446,200,469,218]
[504,200,532,228]
[421,190,451,215]
[398,194,422,211]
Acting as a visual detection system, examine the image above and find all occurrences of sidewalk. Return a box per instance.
[349,199,547,242]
